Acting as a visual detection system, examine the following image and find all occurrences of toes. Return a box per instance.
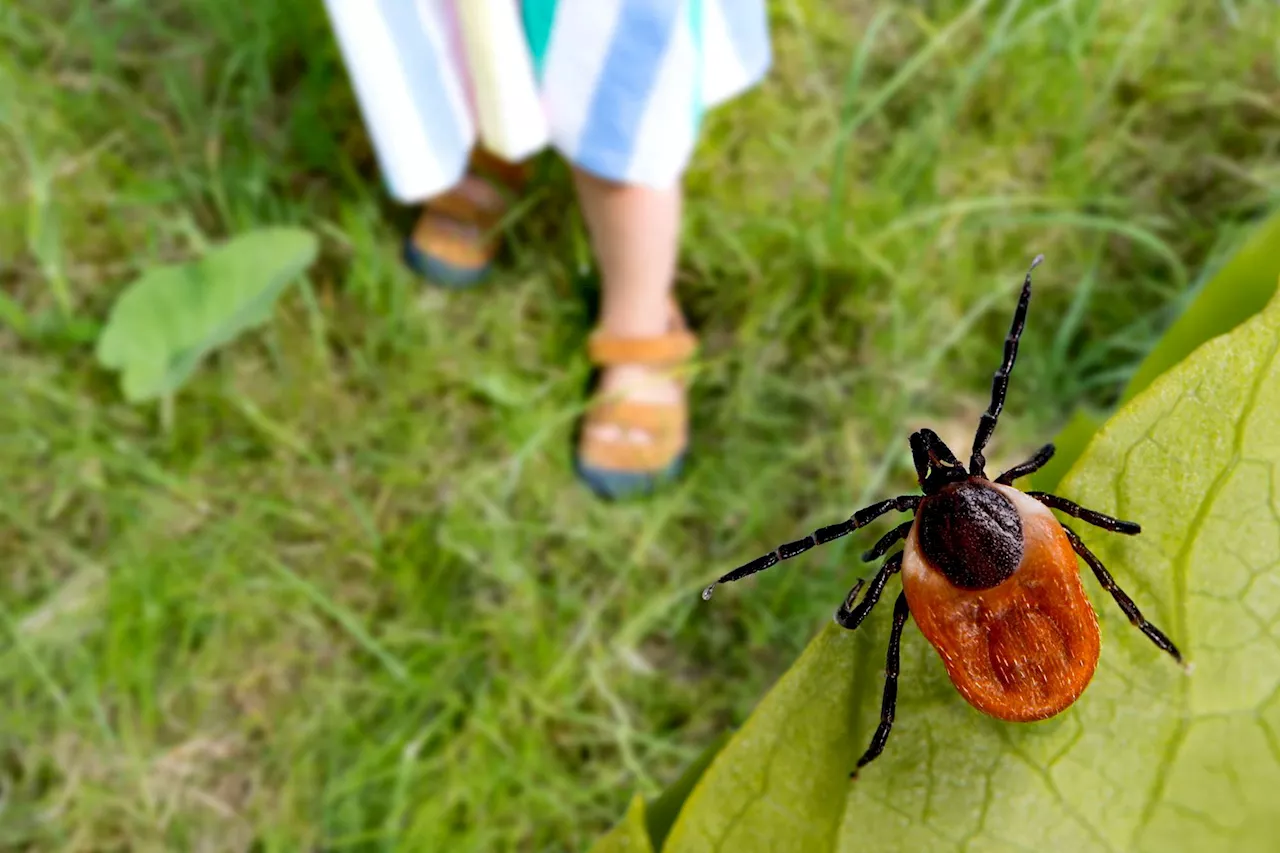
[583,423,655,445]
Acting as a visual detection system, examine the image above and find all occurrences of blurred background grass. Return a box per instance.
[1,0,1278,850]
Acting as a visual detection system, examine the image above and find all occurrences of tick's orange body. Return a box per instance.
[902,483,1100,722]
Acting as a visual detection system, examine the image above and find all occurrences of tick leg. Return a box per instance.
[994,443,1055,484]
[1061,524,1181,662]
[853,590,912,776]
[969,255,1043,478]
[701,495,920,600]
[835,553,903,630]
[861,521,914,563]
[1027,492,1140,534]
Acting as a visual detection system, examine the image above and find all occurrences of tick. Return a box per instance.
[701,255,1183,775]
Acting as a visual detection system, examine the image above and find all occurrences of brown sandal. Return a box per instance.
[575,300,697,498]
[403,149,528,287]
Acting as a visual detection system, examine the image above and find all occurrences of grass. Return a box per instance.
[1,0,1277,850]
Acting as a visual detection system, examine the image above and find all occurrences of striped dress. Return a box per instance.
[322,0,772,203]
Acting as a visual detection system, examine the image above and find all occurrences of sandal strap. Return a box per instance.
[470,147,530,190]
[587,329,697,367]
[584,399,684,434]
[579,400,687,471]
[427,174,510,227]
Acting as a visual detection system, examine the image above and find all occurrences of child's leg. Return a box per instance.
[572,168,684,444]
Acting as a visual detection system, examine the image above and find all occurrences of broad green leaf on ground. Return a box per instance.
[95,227,318,402]
[1034,209,1280,490]
[616,287,1280,852]
[590,795,655,853]
[642,733,731,850]
[1047,285,1280,852]
[590,730,731,851]
[661,621,860,852]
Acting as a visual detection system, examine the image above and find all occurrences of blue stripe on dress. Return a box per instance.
[373,0,469,178]
[717,0,771,79]
[574,0,683,181]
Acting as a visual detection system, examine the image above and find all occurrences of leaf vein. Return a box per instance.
[1131,323,1280,846]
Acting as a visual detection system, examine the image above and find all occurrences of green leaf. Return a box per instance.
[95,227,318,402]
[590,794,656,853]
[1034,209,1280,491]
[643,732,731,850]
[1050,286,1280,851]
[662,623,860,852]
[610,287,1280,852]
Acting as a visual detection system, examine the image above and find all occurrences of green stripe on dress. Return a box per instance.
[522,0,559,79]
[688,0,703,130]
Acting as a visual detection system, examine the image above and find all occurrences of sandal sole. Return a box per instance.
[403,238,493,289]
[574,452,686,501]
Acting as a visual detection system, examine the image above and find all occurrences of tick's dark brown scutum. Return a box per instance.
[701,255,1183,775]
[916,480,1023,590]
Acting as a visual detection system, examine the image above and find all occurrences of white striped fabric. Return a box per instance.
[322,0,771,203]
